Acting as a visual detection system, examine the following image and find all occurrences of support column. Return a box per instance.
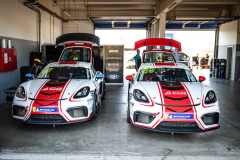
[158,12,166,38]
[151,24,154,39]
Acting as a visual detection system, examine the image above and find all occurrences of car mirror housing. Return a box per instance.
[25,73,32,78]
[199,76,206,83]
[126,75,133,81]
[96,73,104,78]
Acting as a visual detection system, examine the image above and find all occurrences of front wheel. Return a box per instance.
[92,92,98,118]
[127,101,130,123]
[101,82,106,100]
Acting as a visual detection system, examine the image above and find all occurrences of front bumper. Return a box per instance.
[14,113,92,125]
[129,100,220,133]
[12,95,94,125]
[130,119,220,133]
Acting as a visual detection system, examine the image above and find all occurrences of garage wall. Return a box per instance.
[41,10,63,44]
[63,20,94,34]
[217,20,238,80]
[0,0,62,104]
[0,0,38,41]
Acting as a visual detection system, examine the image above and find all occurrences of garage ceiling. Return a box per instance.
[43,0,240,29]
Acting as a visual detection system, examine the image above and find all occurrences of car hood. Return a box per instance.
[138,81,202,105]
[28,79,90,100]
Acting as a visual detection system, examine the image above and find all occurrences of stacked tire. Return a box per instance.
[210,59,226,79]
[209,59,213,78]
[218,59,226,79]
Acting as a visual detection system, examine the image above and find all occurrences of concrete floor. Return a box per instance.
[0,78,240,159]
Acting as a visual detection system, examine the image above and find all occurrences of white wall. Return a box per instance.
[42,12,63,44]
[218,20,238,80]
[63,20,94,34]
[41,11,51,44]
[218,20,238,47]
[0,0,62,44]
[0,0,38,41]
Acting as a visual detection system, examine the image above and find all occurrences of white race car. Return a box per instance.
[126,62,220,133]
[12,62,105,124]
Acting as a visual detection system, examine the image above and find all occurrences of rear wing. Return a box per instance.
[56,33,100,46]
[135,38,181,51]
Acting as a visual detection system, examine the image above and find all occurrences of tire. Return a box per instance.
[101,82,106,100]
[127,101,130,123]
[127,83,130,102]
[92,92,98,118]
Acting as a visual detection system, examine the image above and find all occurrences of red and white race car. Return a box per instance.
[126,39,220,133]
[12,33,105,124]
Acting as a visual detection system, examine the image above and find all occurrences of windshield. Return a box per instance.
[37,67,91,79]
[137,68,197,82]
[59,47,91,62]
[143,52,176,63]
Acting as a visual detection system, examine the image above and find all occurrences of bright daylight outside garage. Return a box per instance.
[0,0,240,159]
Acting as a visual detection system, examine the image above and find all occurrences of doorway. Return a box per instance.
[226,47,232,79]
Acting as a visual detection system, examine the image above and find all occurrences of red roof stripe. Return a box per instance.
[154,63,175,66]
[58,62,78,65]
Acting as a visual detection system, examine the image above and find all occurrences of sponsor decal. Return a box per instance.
[33,107,57,112]
[41,87,63,91]
[109,50,119,53]
[164,91,187,95]
[109,68,118,72]
[152,112,160,117]
[107,57,121,59]
[42,87,48,91]
[108,74,119,79]
[108,63,119,66]
[87,98,93,102]
[165,113,193,119]
[165,91,171,95]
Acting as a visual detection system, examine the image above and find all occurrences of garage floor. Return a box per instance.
[0,78,240,159]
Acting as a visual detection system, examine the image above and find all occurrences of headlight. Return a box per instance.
[204,90,217,104]
[133,89,149,103]
[16,86,25,98]
[73,87,90,98]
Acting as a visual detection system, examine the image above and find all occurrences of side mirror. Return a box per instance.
[126,75,133,81]
[25,73,32,78]
[96,73,104,78]
[199,76,206,83]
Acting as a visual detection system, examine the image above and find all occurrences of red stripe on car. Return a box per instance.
[154,63,175,66]
[24,79,50,120]
[58,62,78,65]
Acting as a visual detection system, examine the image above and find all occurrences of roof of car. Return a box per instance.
[64,43,92,48]
[140,62,189,70]
[46,62,91,68]
[143,49,172,53]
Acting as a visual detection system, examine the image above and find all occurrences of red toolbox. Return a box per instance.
[0,48,17,72]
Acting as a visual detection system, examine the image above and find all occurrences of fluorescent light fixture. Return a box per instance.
[75,21,79,24]
[48,0,56,6]
[64,11,70,17]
